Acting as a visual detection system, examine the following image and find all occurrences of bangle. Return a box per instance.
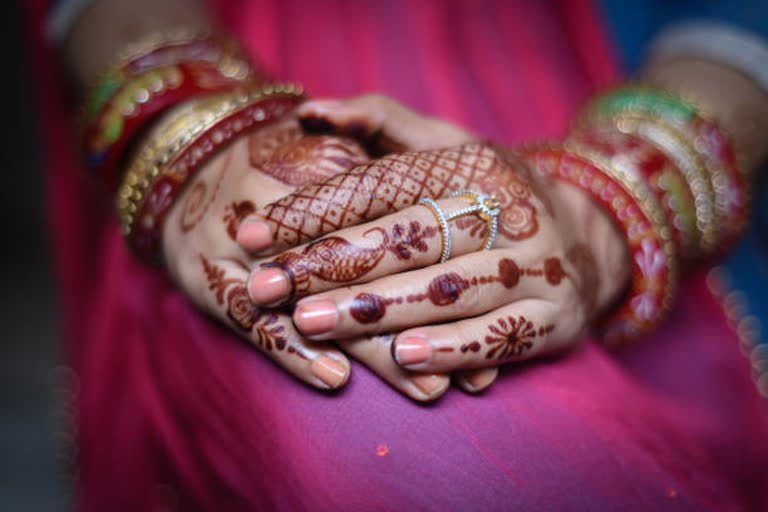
[82,31,262,190]
[117,83,304,261]
[580,86,748,254]
[567,120,700,260]
[521,145,678,345]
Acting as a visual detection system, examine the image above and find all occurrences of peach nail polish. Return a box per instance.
[236,220,273,252]
[393,336,432,366]
[411,374,445,396]
[248,269,288,304]
[311,356,347,388]
[294,301,338,335]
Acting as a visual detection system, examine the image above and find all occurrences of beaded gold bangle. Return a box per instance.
[522,145,678,345]
[117,83,305,260]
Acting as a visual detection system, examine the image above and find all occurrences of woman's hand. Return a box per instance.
[161,114,376,391]
[240,98,631,385]
[162,97,489,400]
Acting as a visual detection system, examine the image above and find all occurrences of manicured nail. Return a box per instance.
[460,369,498,393]
[311,355,347,388]
[393,336,432,366]
[236,219,273,252]
[411,374,445,397]
[294,300,338,335]
[248,269,288,304]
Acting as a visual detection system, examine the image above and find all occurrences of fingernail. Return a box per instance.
[311,355,347,388]
[248,269,288,304]
[411,374,445,397]
[294,300,338,335]
[459,368,499,394]
[393,336,432,366]
[236,219,273,252]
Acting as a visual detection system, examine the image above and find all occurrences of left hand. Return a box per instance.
[238,96,631,394]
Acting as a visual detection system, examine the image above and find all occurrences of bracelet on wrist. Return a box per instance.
[522,145,678,345]
[81,30,265,190]
[568,120,700,260]
[578,86,748,256]
[117,83,305,261]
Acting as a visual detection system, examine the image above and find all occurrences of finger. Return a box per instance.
[339,333,450,402]
[236,143,503,254]
[196,255,351,389]
[297,94,477,154]
[391,299,582,372]
[291,250,574,340]
[454,367,499,394]
[246,195,494,305]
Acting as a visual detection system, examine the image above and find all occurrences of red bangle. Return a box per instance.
[521,145,678,344]
[567,121,700,260]
[84,60,258,190]
[118,86,305,261]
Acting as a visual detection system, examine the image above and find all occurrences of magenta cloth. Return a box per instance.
[23,0,768,510]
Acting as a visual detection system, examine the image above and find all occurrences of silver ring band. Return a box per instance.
[417,189,501,264]
[417,198,452,263]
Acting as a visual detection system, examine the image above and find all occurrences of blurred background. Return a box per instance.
[1,1,767,510]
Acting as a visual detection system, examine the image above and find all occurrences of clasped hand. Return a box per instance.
[163,95,629,401]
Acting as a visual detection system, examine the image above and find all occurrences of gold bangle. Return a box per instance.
[613,115,719,256]
[116,84,304,248]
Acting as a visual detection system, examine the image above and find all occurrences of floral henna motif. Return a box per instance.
[567,244,599,316]
[482,315,554,360]
[348,258,569,324]
[248,119,369,186]
[262,222,438,301]
[259,144,541,247]
[223,201,257,241]
[201,255,289,352]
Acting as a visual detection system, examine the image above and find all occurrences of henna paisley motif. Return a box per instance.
[262,222,438,300]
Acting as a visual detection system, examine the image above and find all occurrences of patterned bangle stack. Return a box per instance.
[81,29,265,189]
[522,145,677,345]
[117,84,305,261]
[528,85,749,344]
[577,86,748,257]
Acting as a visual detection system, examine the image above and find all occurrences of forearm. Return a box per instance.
[63,0,212,88]
[642,57,768,175]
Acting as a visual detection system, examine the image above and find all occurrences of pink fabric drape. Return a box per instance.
[23,0,768,510]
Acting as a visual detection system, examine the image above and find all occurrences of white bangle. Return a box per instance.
[647,21,768,96]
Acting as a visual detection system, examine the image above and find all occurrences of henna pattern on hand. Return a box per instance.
[223,201,257,241]
[481,315,554,360]
[180,149,232,232]
[259,144,541,247]
[566,244,599,316]
[248,119,369,186]
[261,222,438,301]
[201,255,295,353]
[348,257,569,324]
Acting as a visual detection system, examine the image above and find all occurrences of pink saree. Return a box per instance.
[23,0,768,510]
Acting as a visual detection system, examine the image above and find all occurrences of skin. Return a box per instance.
[66,1,768,399]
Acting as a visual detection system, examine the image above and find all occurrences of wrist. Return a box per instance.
[552,180,631,318]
